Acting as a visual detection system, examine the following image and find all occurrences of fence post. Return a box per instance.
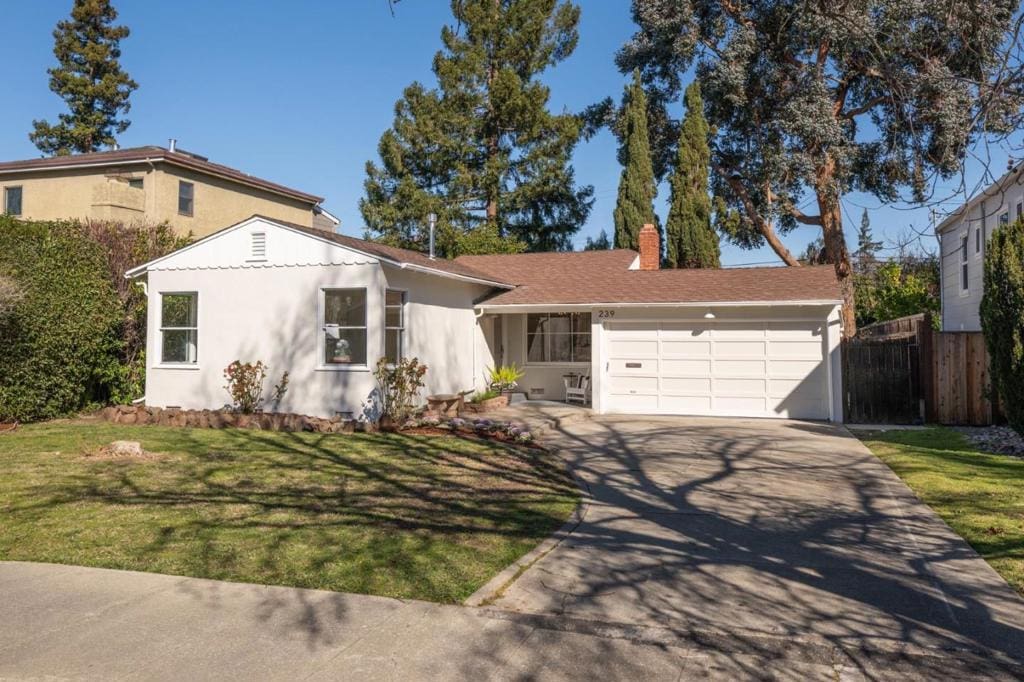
[920,313,936,423]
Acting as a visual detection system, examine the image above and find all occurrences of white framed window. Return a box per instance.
[384,289,405,364]
[999,211,1010,227]
[321,288,367,366]
[4,186,22,216]
[526,312,591,364]
[178,181,194,216]
[960,234,969,293]
[160,292,198,364]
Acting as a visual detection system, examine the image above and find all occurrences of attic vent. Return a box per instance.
[250,232,266,260]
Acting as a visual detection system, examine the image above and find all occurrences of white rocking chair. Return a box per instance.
[563,374,590,405]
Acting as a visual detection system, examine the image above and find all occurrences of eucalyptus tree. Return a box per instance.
[617,0,1023,334]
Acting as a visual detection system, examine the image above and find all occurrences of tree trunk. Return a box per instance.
[814,156,856,337]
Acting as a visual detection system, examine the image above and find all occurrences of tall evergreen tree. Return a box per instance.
[664,82,719,268]
[361,0,593,257]
[854,209,883,274]
[30,0,137,156]
[613,71,658,251]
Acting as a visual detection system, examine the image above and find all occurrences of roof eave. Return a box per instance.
[475,299,843,312]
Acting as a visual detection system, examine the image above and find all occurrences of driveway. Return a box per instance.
[485,416,1024,675]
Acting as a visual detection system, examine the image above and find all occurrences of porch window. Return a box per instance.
[526,313,591,363]
[160,293,198,364]
[322,288,367,366]
[384,289,405,364]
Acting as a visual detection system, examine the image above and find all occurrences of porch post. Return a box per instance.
[590,310,603,413]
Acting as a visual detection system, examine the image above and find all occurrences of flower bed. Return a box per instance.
[404,415,538,448]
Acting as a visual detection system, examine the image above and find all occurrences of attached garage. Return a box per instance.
[603,317,832,420]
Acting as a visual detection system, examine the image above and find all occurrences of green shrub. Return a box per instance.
[0,218,123,421]
[486,364,524,393]
[981,218,1024,435]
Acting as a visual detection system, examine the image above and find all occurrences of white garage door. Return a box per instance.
[604,320,830,419]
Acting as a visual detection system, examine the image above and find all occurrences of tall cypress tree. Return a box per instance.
[613,71,658,251]
[664,82,719,268]
[361,0,593,256]
[30,0,137,156]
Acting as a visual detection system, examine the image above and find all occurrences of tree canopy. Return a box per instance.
[616,0,1023,334]
[30,0,137,156]
[361,0,593,256]
[613,70,659,251]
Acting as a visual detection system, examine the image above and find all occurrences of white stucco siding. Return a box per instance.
[144,263,488,419]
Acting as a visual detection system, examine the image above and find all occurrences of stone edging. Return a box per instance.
[97,404,367,434]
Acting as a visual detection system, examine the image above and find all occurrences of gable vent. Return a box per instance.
[250,232,266,260]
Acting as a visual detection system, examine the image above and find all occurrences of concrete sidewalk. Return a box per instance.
[1,561,1018,680]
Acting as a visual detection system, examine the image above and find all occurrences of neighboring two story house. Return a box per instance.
[935,162,1024,331]
[0,142,337,237]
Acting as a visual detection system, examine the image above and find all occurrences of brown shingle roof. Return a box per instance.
[255,216,515,286]
[456,251,842,305]
[0,146,323,204]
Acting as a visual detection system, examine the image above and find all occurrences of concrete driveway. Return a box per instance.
[485,416,1024,675]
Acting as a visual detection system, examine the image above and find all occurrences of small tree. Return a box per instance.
[980,219,1024,434]
[583,229,612,251]
[613,71,658,251]
[30,0,138,155]
[855,210,883,275]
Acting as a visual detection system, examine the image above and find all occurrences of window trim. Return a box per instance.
[157,291,199,367]
[959,233,970,295]
[318,287,369,371]
[524,312,592,366]
[4,185,22,216]
[178,180,194,217]
[384,288,406,365]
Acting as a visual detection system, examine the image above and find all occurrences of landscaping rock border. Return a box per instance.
[97,405,368,434]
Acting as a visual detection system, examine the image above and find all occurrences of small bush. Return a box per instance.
[981,218,1024,435]
[223,361,268,414]
[374,356,427,425]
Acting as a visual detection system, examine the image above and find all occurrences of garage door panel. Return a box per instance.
[661,339,711,358]
[714,341,767,358]
[609,375,659,394]
[661,377,711,394]
[715,359,766,377]
[661,359,712,375]
[604,319,829,420]
[769,341,824,360]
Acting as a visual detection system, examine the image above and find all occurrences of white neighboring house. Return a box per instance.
[934,163,1024,331]
[127,216,846,421]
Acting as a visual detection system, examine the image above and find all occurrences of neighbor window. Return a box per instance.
[178,181,194,216]
[960,234,969,292]
[128,177,144,190]
[322,289,367,366]
[384,289,405,364]
[976,227,982,254]
[526,313,591,363]
[1016,201,1022,220]
[999,211,1010,226]
[3,186,22,216]
[160,293,198,364]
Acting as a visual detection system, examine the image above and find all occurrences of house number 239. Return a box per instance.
[597,309,616,318]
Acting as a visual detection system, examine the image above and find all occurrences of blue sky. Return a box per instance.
[0,1,1014,265]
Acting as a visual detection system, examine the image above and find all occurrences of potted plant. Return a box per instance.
[487,364,524,397]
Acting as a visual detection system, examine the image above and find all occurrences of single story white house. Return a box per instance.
[127,215,845,421]
[934,160,1024,331]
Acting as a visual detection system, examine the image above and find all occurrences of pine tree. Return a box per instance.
[854,209,883,274]
[30,0,137,156]
[583,229,611,250]
[664,82,719,268]
[613,71,658,251]
[360,0,593,257]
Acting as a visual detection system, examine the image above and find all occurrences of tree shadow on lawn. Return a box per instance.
[5,427,579,608]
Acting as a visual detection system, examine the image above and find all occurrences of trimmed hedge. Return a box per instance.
[981,218,1024,435]
[0,217,124,421]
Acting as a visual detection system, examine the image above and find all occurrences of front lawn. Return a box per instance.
[0,421,578,603]
[861,428,1024,595]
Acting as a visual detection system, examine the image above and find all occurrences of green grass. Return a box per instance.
[0,421,578,603]
[861,427,1024,595]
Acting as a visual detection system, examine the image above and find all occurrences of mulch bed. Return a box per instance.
[955,425,1024,458]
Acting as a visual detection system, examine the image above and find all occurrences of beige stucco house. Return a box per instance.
[0,143,337,237]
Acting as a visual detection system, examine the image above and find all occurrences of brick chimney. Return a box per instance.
[638,223,660,270]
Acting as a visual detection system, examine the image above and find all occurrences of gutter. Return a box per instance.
[475,300,844,313]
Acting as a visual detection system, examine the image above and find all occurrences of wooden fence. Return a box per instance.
[842,314,999,425]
